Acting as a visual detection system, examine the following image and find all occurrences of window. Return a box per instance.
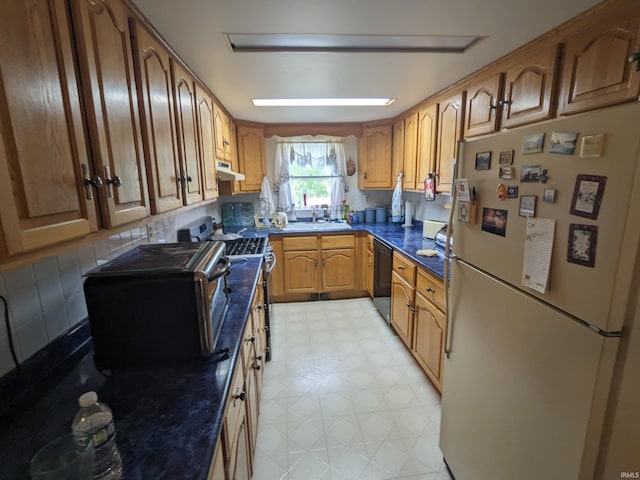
[289,144,339,208]
[274,138,348,215]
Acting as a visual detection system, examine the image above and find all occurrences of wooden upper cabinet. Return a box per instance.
[360,124,393,189]
[130,19,182,214]
[391,118,405,185]
[501,44,561,129]
[558,10,640,115]
[171,60,203,205]
[436,92,465,193]
[464,72,504,138]
[0,0,98,257]
[71,0,149,228]
[195,84,219,201]
[416,104,438,190]
[214,105,232,161]
[237,125,266,193]
[402,113,419,191]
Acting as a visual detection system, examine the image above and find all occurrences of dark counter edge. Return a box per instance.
[0,257,263,480]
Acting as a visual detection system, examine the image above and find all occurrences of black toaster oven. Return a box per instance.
[83,242,229,369]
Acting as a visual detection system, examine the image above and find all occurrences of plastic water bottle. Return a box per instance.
[71,391,123,480]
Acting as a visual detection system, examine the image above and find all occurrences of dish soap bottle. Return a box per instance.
[72,391,123,480]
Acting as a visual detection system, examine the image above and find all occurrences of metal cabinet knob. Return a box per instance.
[426,287,436,294]
[234,391,246,401]
[247,335,255,343]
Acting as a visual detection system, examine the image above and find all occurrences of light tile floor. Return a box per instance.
[252,298,454,480]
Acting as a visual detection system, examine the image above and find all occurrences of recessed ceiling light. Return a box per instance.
[226,33,481,53]
[252,98,396,107]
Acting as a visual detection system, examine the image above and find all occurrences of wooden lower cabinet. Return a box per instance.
[413,292,446,392]
[280,234,356,295]
[391,272,415,348]
[207,439,225,480]
[218,280,266,479]
[390,251,447,392]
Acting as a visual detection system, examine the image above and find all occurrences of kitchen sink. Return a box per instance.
[280,221,352,231]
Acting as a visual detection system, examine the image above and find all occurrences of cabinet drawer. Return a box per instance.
[223,364,246,457]
[283,235,317,251]
[321,234,355,249]
[416,268,445,312]
[393,252,416,284]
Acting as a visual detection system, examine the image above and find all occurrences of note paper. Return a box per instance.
[522,218,555,294]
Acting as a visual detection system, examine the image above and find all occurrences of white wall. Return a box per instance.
[0,203,218,377]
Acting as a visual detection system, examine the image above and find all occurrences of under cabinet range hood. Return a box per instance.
[216,160,245,181]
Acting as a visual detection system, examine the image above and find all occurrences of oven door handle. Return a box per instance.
[265,253,277,274]
[208,257,231,281]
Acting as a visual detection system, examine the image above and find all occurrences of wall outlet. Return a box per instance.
[146,223,154,240]
[365,195,370,203]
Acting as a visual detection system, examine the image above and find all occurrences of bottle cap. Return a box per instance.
[79,391,98,407]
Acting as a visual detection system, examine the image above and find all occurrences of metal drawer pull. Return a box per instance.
[234,391,246,401]
[426,287,436,293]
[397,266,405,270]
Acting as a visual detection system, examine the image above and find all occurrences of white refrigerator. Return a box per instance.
[440,102,640,480]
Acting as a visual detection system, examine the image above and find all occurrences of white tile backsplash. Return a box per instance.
[15,314,47,361]
[34,258,65,313]
[66,292,88,326]
[4,265,40,330]
[0,206,218,373]
[43,304,70,341]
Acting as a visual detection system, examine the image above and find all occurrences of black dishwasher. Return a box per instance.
[373,239,393,325]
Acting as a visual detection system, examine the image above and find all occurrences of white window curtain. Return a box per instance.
[273,135,349,212]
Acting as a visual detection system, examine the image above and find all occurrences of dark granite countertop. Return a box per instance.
[0,257,262,480]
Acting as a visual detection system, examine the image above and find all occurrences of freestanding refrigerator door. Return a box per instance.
[440,260,618,480]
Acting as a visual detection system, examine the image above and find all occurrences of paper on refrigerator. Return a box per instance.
[522,218,555,294]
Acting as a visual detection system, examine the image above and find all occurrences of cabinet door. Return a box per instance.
[391,119,405,185]
[228,414,252,480]
[237,125,266,193]
[283,251,318,293]
[322,248,355,292]
[464,72,504,137]
[207,438,225,480]
[0,0,98,257]
[435,92,464,193]
[245,360,259,458]
[390,272,414,348]
[130,20,182,214]
[213,105,231,160]
[414,292,446,392]
[269,236,285,297]
[501,44,561,129]
[559,14,640,115]
[195,84,219,200]
[366,248,374,298]
[360,124,393,189]
[416,104,438,189]
[71,0,149,228]
[402,113,419,191]
[172,61,203,205]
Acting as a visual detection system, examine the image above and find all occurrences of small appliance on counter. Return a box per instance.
[423,220,447,239]
[83,242,230,369]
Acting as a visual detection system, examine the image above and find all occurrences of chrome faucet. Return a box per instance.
[311,209,317,223]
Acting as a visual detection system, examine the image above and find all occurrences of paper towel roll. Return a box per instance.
[403,201,413,227]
